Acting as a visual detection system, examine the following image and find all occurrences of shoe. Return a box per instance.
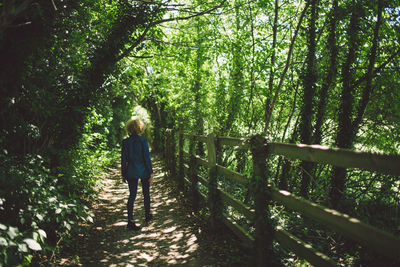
[127,221,141,231]
[145,214,153,223]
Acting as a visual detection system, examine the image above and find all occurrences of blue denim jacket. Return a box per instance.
[121,134,153,180]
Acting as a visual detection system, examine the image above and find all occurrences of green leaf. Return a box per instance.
[23,238,41,251]
[7,227,19,239]
[0,237,7,246]
[0,223,7,230]
[64,221,71,231]
[36,214,43,221]
[38,229,47,239]
[18,243,28,253]
[32,232,39,241]
[55,208,62,214]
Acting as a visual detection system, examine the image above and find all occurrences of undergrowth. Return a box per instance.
[0,121,120,266]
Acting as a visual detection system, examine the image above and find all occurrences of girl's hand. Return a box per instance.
[149,174,154,183]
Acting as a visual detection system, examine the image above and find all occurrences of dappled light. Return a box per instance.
[297,144,330,150]
[58,154,247,266]
[279,190,291,196]
[2,0,399,266]
[76,158,199,265]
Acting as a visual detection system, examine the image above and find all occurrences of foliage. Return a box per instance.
[0,151,92,265]
[0,1,135,264]
[1,0,399,265]
[140,0,399,265]
[0,101,121,264]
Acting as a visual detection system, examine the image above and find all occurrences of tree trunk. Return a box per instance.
[223,0,244,135]
[263,2,310,133]
[246,0,257,132]
[263,0,279,133]
[330,3,362,206]
[309,0,339,195]
[330,0,383,207]
[351,0,383,142]
[193,19,205,156]
[299,0,318,198]
[313,0,338,145]
[278,116,300,190]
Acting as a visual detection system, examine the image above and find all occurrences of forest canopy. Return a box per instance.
[0,0,399,265]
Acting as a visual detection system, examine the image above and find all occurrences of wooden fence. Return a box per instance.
[163,130,400,266]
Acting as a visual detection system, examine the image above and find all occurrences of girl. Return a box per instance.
[121,119,153,230]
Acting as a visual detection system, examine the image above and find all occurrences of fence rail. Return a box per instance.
[164,131,400,266]
[216,135,400,175]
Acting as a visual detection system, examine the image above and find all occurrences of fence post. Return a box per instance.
[170,128,177,179]
[164,129,169,172]
[188,135,199,212]
[250,135,274,266]
[163,128,168,163]
[206,133,222,228]
[178,125,185,192]
[164,129,171,176]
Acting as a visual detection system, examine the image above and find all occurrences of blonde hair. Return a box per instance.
[126,118,145,135]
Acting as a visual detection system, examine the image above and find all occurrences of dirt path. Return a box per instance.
[62,154,251,266]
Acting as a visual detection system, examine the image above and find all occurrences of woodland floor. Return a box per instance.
[56,153,253,266]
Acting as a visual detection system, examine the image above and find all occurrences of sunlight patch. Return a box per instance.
[172,232,184,242]
[153,202,162,207]
[112,221,126,226]
[163,226,177,233]
[169,244,179,250]
[187,235,197,245]
[154,173,165,178]
[142,242,155,248]
[167,259,178,264]
[121,239,131,244]
[163,219,173,225]
[186,244,198,253]
[139,252,153,261]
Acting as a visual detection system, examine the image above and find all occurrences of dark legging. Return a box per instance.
[127,178,150,222]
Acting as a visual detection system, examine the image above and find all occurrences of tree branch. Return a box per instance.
[131,55,153,59]
[151,0,226,26]
[263,2,310,133]
[147,37,198,48]
[115,1,226,61]
[350,47,400,91]
[116,23,152,62]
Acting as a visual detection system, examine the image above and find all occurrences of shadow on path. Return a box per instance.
[68,154,252,266]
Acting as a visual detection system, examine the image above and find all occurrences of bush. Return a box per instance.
[0,122,119,266]
[0,150,96,266]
